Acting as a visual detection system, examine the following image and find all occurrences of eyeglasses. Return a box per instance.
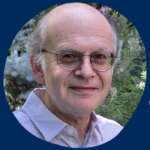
[41,49,116,72]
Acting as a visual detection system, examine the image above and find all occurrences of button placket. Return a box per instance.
[67,128,73,135]
[56,135,61,140]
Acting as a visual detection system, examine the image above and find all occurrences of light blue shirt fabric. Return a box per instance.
[13,88,123,148]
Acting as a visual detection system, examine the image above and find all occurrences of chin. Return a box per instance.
[69,108,94,116]
[70,102,97,113]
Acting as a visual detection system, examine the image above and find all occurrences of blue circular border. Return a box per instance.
[1,0,150,150]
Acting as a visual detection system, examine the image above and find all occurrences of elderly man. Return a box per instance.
[14,3,123,148]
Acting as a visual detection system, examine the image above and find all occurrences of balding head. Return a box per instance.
[44,3,113,51]
[47,3,107,21]
[26,3,121,71]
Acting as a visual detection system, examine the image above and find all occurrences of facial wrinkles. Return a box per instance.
[51,27,112,52]
[53,36,112,89]
[45,5,113,89]
[55,40,113,57]
[67,77,100,89]
[55,23,111,38]
[58,22,111,50]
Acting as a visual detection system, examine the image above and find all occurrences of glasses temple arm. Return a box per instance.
[41,49,58,55]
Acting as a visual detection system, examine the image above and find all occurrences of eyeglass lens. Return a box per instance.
[58,50,114,71]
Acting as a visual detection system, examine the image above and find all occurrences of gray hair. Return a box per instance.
[25,7,122,71]
[105,14,123,65]
[25,14,48,71]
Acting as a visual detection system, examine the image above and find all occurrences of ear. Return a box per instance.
[30,55,45,84]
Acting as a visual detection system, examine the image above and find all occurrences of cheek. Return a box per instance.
[100,70,113,91]
[46,67,70,97]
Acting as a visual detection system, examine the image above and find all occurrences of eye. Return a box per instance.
[63,54,74,58]
[96,54,105,59]
[59,53,78,63]
[58,50,81,63]
[93,54,106,60]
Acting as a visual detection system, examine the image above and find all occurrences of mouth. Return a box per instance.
[69,86,97,92]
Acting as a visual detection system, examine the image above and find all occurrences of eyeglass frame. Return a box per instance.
[41,49,117,72]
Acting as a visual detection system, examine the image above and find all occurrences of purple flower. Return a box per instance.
[100,6,109,13]
[125,74,128,77]
[101,105,106,108]
[109,86,117,94]
[110,15,117,22]
[113,87,117,92]
[128,33,131,37]
[149,100,150,106]
[101,105,107,110]
[109,86,113,94]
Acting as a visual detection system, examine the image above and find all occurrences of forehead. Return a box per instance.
[45,4,113,52]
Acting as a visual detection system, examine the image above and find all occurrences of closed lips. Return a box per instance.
[70,86,97,89]
[69,86,98,93]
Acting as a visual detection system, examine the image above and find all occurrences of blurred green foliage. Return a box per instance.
[95,8,146,126]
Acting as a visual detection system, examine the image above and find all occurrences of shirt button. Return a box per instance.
[56,135,61,140]
[67,128,73,135]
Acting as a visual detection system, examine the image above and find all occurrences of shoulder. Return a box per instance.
[95,114,123,142]
[96,114,123,128]
[13,109,30,124]
[13,109,42,138]
[13,109,36,131]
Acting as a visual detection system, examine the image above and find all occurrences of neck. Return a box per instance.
[41,90,92,146]
[58,111,91,146]
[52,104,91,145]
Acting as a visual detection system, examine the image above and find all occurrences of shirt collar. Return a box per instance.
[88,111,103,140]
[22,89,67,141]
[22,88,102,141]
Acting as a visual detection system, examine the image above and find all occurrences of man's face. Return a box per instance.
[42,7,114,117]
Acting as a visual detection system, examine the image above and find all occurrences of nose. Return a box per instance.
[74,56,96,79]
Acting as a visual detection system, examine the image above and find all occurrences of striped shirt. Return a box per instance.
[13,88,123,148]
